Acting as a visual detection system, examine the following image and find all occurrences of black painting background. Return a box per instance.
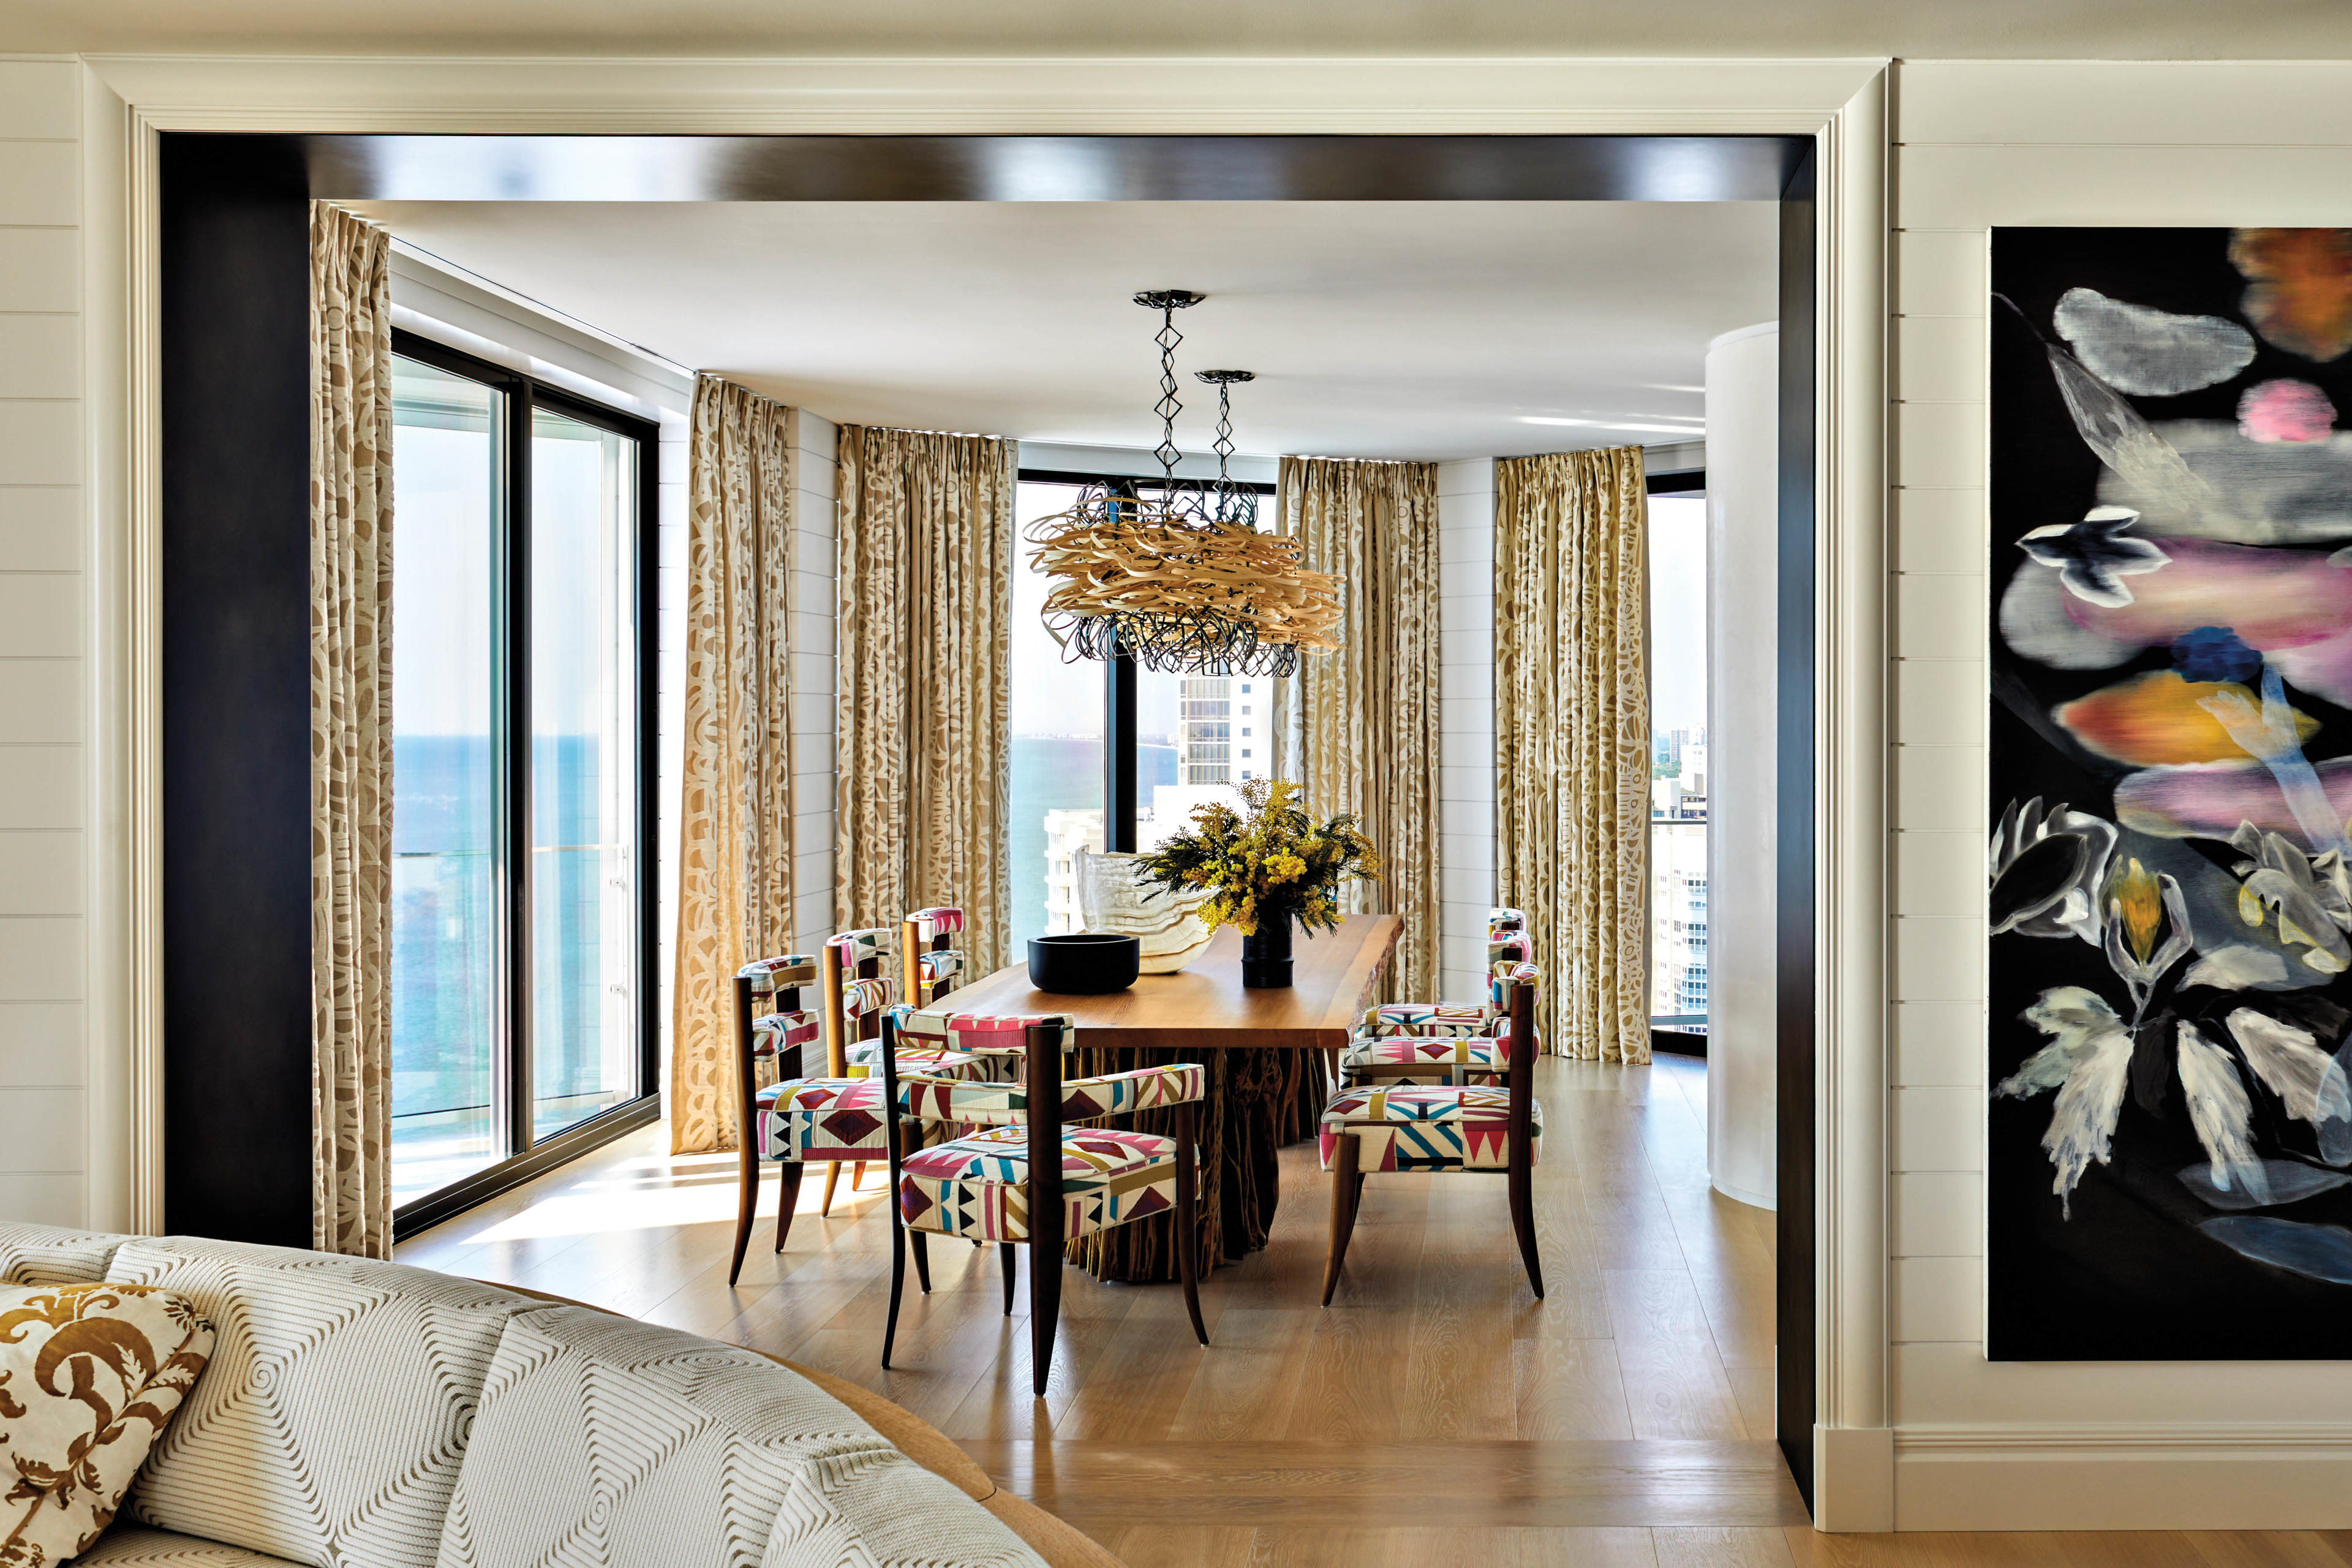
[1988,227,2352,1360]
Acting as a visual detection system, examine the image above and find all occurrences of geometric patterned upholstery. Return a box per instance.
[1357,1001,1495,1039]
[1337,1034,1510,1088]
[827,929,891,970]
[838,975,894,1021]
[100,1237,543,1568]
[1487,907,1531,968]
[0,1219,126,1286]
[750,1009,820,1060]
[758,1078,901,1162]
[897,1063,1204,1128]
[899,1126,1180,1243]
[435,1305,1047,1567]
[905,907,965,938]
[75,1529,301,1565]
[842,1037,982,1081]
[737,953,819,996]
[915,949,963,987]
[1316,1085,1542,1172]
[894,1007,1077,1060]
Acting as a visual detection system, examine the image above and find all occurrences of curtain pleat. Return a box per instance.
[1494,447,1651,1065]
[309,204,395,1257]
[834,426,1015,975]
[671,376,797,1155]
[1277,456,1444,1005]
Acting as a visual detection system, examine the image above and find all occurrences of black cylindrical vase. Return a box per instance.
[1240,908,1295,989]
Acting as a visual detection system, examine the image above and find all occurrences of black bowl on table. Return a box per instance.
[1027,933,1141,995]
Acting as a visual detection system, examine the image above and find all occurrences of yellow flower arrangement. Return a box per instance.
[1136,778,1380,937]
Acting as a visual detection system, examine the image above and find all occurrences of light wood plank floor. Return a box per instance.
[398,1054,2350,1567]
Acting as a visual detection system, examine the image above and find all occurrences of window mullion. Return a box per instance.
[507,379,537,1158]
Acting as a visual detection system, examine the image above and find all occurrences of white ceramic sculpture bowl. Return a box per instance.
[1075,849,1216,973]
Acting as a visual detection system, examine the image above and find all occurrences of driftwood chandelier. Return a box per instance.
[1025,290,1343,678]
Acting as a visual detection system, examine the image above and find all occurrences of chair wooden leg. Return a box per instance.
[819,1162,842,1217]
[883,1204,907,1369]
[1509,1156,1545,1300]
[729,1145,760,1287]
[1322,1131,1362,1307]
[771,1161,804,1257]
[1028,1244,1060,1398]
[850,1160,868,1192]
[1174,1101,1208,1346]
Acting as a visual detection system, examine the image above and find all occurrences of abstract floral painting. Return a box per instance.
[1990,228,2352,1360]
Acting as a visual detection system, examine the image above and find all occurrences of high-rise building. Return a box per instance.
[1649,820,1708,1030]
[1180,676,1232,783]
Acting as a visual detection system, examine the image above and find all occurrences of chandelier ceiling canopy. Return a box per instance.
[1026,290,1342,678]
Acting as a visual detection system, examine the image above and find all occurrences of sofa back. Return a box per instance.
[0,1224,1047,1568]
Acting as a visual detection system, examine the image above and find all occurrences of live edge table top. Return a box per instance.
[936,913,1403,1052]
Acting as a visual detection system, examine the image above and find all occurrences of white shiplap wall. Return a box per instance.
[1888,59,2352,1529]
[1436,458,1496,1001]
[788,409,838,959]
[0,59,85,1227]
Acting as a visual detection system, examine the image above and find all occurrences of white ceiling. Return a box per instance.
[353,200,1777,462]
[13,0,2350,56]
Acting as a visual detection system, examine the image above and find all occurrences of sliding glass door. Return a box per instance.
[388,333,658,1228]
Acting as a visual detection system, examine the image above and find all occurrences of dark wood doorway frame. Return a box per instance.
[157,128,1823,1506]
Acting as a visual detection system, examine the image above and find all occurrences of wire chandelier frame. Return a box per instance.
[1025,291,1341,678]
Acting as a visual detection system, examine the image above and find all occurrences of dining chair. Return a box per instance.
[739,973,984,1287]
[880,1005,1210,1395]
[822,926,983,1212]
[726,952,818,1286]
[1318,963,1544,1305]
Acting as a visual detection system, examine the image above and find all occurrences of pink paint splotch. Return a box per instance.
[2060,538,2352,706]
[2238,379,2338,444]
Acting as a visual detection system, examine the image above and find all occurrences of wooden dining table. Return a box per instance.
[936,913,1403,1283]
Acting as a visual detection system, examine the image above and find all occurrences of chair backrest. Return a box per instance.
[734,956,818,1144]
[822,930,896,1076]
[891,1003,1079,1058]
[1487,907,1532,968]
[1504,967,1537,1159]
[878,1007,1074,1258]
[900,907,965,1009]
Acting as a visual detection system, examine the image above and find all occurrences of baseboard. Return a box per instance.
[1893,1424,2352,1529]
[1812,1425,1893,1532]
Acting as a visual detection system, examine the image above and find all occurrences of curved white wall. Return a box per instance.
[1703,322,1777,1210]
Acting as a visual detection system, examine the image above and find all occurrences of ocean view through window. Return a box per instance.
[388,334,655,1224]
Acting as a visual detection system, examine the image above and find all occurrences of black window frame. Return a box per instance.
[388,327,662,1238]
[1018,466,1278,851]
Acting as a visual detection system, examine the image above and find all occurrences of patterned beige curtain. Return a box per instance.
[670,376,797,1155]
[1494,447,1651,1065]
[309,205,394,1257]
[1277,457,1443,1005]
[835,426,1014,974]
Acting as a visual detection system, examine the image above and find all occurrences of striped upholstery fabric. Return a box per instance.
[1317,1085,1542,1172]
[75,1529,301,1564]
[1338,1034,1510,1088]
[439,1303,1046,1568]
[100,1238,541,1568]
[895,1006,1076,1058]
[898,1063,1202,1128]
[899,1126,1179,1243]
[0,1220,126,1286]
[737,954,819,995]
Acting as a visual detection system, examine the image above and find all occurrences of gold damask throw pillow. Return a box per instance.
[0,1283,213,1566]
